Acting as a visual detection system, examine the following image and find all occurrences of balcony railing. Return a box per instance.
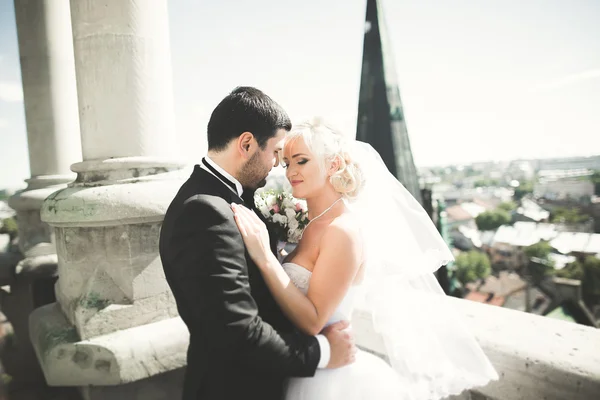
[31,298,600,399]
[353,298,600,400]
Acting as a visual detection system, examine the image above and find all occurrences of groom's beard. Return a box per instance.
[239,151,270,190]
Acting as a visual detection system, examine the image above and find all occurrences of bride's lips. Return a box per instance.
[290,180,303,187]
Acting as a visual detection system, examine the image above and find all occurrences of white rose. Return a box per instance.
[284,208,296,221]
[272,214,288,225]
[288,229,301,243]
[282,197,294,209]
[266,195,276,207]
[259,204,271,218]
[288,218,299,232]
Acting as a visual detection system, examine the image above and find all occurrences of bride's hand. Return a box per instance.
[231,203,273,269]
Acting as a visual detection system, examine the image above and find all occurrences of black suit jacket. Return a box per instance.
[159,165,320,400]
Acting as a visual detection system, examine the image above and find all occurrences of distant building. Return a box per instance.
[464,271,551,314]
[536,156,600,172]
[464,291,506,307]
[451,225,483,251]
[489,222,558,269]
[506,160,536,181]
[466,270,527,298]
[542,278,598,327]
[433,184,513,208]
[503,285,552,315]
[534,177,594,203]
[550,231,600,259]
[548,253,577,270]
[513,198,550,223]
[465,273,598,327]
[446,202,487,231]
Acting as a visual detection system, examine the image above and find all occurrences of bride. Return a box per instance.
[231,119,498,399]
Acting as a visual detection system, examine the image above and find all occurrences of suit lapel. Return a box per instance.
[192,165,278,254]
[191,165,290,331]
[192,165,244,202]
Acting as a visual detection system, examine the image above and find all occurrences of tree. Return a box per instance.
[549,207,588,225]
[590,171,600,196]
[0,217,18,241]
[555,260,584,280]
[497,201,517,212]
[475,210,511,231]
[474,179,500,188]
[557,256,600,303]
[523,241,555,282]
[454,251,491,286]
[523,241,553,260]
[513,181,534,201]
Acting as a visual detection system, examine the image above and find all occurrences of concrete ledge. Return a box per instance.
[353,298,600,400]
[30,297,600,399]
[29,303,188,386]
[451,298,600,400]
[41,174,186,227]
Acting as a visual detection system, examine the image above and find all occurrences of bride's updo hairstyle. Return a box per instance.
[285,118,365,200]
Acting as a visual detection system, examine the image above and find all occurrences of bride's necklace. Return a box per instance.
[303,197,343,233]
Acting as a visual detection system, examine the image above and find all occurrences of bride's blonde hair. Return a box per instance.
[284,118,365,200]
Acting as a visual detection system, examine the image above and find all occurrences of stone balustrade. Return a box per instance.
[30,297,600,400]
[353,298,600,400]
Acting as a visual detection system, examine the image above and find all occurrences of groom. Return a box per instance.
[159,87,355,400]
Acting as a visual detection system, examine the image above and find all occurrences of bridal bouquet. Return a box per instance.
[254,189,308,243]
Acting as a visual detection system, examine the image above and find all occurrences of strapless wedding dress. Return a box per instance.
[282,262,405,399]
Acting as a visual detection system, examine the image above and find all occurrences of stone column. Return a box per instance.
[8,0,81,255]
[29,1,189,398]
[4,0,82,388]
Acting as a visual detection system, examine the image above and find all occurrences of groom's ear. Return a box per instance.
[237,132,254,159]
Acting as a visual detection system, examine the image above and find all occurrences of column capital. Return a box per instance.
[41,167,188,228]
[8,175,75,212]
[70,157,186,186]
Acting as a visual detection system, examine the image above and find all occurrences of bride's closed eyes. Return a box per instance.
[281,158,309,169]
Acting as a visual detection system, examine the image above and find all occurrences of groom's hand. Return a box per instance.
[322,320,356,369]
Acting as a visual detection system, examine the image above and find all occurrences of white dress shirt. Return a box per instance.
[200,156,331,368]
[202,155,244,197]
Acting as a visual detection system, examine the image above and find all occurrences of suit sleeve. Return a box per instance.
[168,198,321,377]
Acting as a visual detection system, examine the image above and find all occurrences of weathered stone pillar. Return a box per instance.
[8,0,82,255]
[28,1,189,398]
[5,0,82,388]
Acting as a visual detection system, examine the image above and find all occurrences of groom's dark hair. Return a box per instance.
[207,86,292,152]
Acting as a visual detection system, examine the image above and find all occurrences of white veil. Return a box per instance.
[347,141,498,399]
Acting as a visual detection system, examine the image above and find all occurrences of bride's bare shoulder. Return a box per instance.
[325,212,361,242]
[318,212,363,267]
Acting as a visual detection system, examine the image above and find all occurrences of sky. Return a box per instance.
[1,0,599,188]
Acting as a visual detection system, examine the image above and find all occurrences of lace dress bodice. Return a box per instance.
[282,262,357,327]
